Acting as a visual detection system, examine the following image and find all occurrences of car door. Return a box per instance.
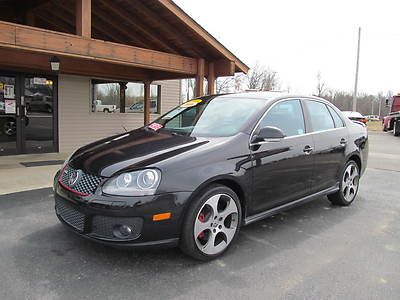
[249,99,314,215]
[303,99,348,193]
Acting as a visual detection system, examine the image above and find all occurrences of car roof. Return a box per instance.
[205,91,325,102]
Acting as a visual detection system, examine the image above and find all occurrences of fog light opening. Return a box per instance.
[113,224,134,239]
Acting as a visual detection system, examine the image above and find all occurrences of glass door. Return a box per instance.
[0,75,18,155]
[22,75,57,154]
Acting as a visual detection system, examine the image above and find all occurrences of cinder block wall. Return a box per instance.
[58,74,181,153]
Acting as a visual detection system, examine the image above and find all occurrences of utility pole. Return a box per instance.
[378,98,382,118]
[352,27,361,111]
[371,100,374,115]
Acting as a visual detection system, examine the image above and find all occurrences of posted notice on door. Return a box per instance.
[5,99,16,114]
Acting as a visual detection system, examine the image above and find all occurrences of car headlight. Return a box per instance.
[102,169,161,196]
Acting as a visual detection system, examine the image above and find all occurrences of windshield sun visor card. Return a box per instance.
[180,99,202,108]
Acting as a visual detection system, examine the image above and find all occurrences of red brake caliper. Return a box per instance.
[198,213,205,238]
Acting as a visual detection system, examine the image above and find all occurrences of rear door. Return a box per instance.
[250,99,314,215]
[303,99,348,193]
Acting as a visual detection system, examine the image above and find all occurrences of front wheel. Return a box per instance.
[180,184,242,261]
[328,160,360,206]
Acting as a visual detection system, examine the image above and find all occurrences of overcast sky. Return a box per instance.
[175,0,400,96]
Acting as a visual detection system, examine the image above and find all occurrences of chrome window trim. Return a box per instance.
[249,97,347,147]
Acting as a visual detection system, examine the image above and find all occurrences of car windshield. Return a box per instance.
[150,97,266,137]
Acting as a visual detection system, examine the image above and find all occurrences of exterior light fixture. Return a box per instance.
[50,56,60,72]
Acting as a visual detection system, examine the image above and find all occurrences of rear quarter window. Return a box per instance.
[327,105,345,128]
[305,100,335,132]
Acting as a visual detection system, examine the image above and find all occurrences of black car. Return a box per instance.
[54,92,368,261]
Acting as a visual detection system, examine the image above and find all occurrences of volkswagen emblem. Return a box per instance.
[68,169,82,187]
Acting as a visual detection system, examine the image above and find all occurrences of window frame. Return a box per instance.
[250,98,308,143]
[249,97,347,146]
[90,78,162,114]
[326,104,345,128]
[303,99,346,133]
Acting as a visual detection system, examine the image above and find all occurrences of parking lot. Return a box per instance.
[0,131,399,300]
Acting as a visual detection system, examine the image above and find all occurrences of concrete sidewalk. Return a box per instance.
[0,152,67,195]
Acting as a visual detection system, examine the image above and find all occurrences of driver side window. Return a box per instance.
[259,99,306,137]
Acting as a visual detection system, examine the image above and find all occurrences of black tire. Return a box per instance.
[328,160,360,206]
[180,184,242,261]
[103,108,110,113]
[394,121,400,136]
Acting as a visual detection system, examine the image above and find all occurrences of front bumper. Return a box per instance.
[54,176,192,248]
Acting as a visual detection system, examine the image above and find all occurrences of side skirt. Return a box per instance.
[243,184,339,226]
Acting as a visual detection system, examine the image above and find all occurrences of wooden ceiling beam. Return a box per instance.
[214,59,236,77]
[98,0,180,55]
[76,0,91,38]
[0,21,197,75]
[91,4,155,50]
[35,11,73,34]
[127,0,202,58]
[158,0,249,73]
[53,1,127,44]
[0,48,153,81]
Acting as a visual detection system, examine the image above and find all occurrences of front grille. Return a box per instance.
[60,165,102,195]
[55,197,85,232]
[90,215,143,240]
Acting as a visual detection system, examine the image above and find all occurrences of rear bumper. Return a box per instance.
[54,178,191,248]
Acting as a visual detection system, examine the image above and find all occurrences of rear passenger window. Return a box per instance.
[259,99,305,137]
[327,105,345,128]
[306,101,335,132]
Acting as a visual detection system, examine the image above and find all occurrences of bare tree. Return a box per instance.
[316,72,327,97]
[247,64,280,91]
[216,77,234,94]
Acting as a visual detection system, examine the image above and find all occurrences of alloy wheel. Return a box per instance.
[342,163,359,203]
[194,193,239,255]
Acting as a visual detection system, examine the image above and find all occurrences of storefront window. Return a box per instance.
[91,80,161,114]
[92,81,120,113]
[125,82,160,114]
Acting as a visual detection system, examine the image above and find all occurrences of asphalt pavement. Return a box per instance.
[0,131,399,300]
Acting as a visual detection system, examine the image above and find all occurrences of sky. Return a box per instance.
[175,0,400,96]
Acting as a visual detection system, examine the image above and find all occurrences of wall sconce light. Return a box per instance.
[50,56,60,72]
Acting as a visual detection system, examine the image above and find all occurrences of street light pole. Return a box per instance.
[353,27,361,111]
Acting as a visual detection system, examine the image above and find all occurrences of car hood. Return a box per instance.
[68,128,212,177]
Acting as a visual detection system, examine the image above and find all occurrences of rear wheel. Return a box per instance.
[180,184,241,261]
[328,160,360,206]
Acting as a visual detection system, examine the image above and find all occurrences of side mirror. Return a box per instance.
[252,126,285,144]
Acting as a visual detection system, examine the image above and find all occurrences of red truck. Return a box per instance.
[383,95,400,136]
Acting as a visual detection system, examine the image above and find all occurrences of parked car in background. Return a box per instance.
[94,100,116,113]
[125,100,157,113]
[383,95,400,136]
[365,115,380,121]
[342,111,367,125]
[54,92,369,261]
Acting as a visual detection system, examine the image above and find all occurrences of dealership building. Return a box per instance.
[0,0,248,156]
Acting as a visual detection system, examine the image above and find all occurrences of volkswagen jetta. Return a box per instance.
[54,92,368,261]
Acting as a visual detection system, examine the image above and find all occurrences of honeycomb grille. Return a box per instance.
[60,165,102,196]
[90,215,143,240]
[55,197,85,232]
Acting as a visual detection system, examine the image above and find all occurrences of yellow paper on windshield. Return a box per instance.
[180,99,202,108]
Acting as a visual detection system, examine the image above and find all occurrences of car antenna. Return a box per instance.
[122,126,128,132]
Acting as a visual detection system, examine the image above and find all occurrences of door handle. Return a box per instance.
[303,145,314,154]
[340,138,347,146]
